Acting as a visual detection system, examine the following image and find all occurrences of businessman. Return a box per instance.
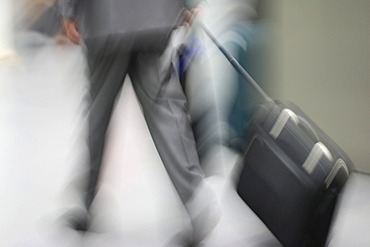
[60,0,219,245]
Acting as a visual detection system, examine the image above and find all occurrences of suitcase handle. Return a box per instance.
[199,22,274,103]
[302,142,333,174]
[269,108,320,142]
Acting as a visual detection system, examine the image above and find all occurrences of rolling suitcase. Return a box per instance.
[201,23,353,247]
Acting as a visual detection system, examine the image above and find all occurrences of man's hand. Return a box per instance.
[183,5,202,26]
[62,19,81,45]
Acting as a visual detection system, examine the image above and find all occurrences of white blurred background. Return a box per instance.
[1,0,370,246]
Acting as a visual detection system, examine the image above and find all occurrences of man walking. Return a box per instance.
[60,0,219,245]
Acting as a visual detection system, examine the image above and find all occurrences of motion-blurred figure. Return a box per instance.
[180,0,263,175]
[59,0,220,245]
[0,0,19,68]
[12,0,66,50]
[14,0,62,36]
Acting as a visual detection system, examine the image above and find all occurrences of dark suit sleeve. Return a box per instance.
[59,0,80,18]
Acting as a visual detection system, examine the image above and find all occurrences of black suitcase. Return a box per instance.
[201,24,353,247]
[237,101,353,247]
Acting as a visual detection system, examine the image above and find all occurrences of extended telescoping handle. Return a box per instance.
[199,22,274,103]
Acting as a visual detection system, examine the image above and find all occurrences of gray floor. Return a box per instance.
[0,33,280,247]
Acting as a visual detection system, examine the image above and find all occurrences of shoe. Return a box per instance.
[61,208,91,232]
[165,228,193,247]
[185,181,222,246]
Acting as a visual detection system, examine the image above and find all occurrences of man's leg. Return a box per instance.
[129,49,220,244]
[85,49,131,210]
[129,49,204,203]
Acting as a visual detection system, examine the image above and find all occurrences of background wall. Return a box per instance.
[262,0,370,173]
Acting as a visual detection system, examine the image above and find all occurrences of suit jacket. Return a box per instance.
[60,0,201,51]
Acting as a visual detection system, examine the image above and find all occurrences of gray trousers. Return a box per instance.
[84,40,205,209]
